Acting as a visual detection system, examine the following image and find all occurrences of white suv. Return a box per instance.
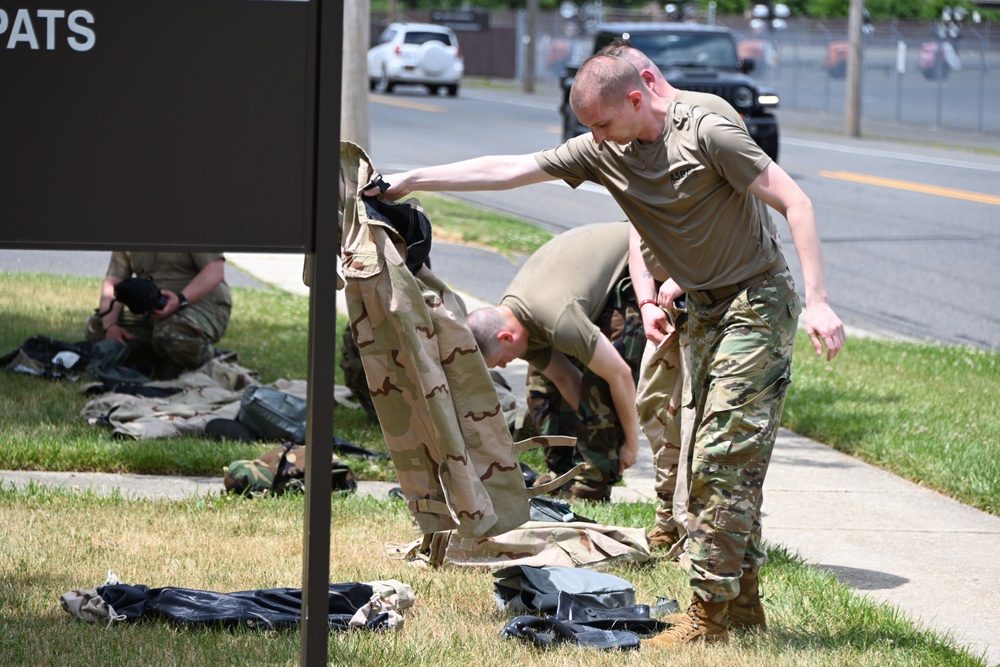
[367,23,464,96]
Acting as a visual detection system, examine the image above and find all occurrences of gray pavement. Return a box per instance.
[2,108,999,664]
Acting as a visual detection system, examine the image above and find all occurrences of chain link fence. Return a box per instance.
[716,17,1000,135]
[516,11,999,136]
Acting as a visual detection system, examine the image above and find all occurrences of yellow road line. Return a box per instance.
[370,94,443,113]
[820,170,1000,206]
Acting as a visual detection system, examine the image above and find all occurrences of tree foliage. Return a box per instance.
[699,0,748,15]
[805,0,848,19]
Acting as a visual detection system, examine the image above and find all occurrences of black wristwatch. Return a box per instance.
[177,293,189,310]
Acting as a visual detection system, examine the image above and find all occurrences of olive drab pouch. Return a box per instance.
[87,339,151,386]
[224,443,357,497]
[339,140,583,539]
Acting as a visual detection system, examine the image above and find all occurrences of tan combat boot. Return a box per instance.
[729,570,767,631]
[643,596,730,648]
[660,571,768,631]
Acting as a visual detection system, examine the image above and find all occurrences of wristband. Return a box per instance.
[638,299,659,309]
[177,293,189,310]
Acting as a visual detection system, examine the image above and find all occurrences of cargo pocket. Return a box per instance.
[700,368,791,465]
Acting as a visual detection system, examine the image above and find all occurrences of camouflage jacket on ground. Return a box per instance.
[340,141,581,539]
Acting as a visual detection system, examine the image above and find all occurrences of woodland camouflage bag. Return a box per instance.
[224,443,356,497]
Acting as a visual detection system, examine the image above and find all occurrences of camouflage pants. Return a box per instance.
[525,277,645,501]
[340,328,380,424]
[85,303,228,380]
[635,321,694,538]
[684,270,800,602]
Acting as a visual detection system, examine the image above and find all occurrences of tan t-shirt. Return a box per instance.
[501,222,629,370]
[107,252,232,310]
[673,91,779,244]
[534,100,780,292]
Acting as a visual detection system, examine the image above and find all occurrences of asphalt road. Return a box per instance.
[369,84,1000,351]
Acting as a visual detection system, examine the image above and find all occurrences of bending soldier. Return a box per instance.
[467,222,644,501]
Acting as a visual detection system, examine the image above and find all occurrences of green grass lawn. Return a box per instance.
[0,487,986,667]
[783,336,1000,516]
[2,267,996,516]
[0,206,997,666]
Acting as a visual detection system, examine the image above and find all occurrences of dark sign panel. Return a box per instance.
[0,0,316,251]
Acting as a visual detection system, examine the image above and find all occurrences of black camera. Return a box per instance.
[114,276,165,315]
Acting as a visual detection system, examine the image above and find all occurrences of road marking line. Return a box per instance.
[787,138,1000,173]
[370,95,443,113]
[820,171,1000,206]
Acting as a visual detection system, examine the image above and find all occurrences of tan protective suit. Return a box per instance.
[339,142,580,539]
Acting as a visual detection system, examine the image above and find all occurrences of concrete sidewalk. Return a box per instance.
[3,249,997,664]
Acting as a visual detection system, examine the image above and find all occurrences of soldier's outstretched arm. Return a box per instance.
[366,154,553,201]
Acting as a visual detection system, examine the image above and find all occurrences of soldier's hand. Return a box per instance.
[640,302,671,345]
[619,438,638,474]
[806,301,846,361]
[104,324,132,344]
[362,172,411,201]
[657,279,684,311]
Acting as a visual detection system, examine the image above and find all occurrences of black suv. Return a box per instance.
[560,23,780,162]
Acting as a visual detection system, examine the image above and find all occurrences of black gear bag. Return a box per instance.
[113,276,166,315]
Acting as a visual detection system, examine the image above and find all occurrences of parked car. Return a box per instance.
[367,22,464,96]
[560,23,781,162]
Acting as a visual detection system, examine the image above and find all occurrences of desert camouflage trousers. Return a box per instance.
[85,303,229,380]
[525,276,645,500]
[340,140,579,539]
[684,270,800,602]
[635,321,694,539]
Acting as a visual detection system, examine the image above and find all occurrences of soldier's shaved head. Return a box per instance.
[569,54,645,117]
[467,307,507,362]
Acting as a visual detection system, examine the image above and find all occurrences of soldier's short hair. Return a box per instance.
[570,54,645,117]
[466,307,506,362]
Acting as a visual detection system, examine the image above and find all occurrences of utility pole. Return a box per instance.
[523,0,539,94]
[342,0,371,150]
[844,0,864,137]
